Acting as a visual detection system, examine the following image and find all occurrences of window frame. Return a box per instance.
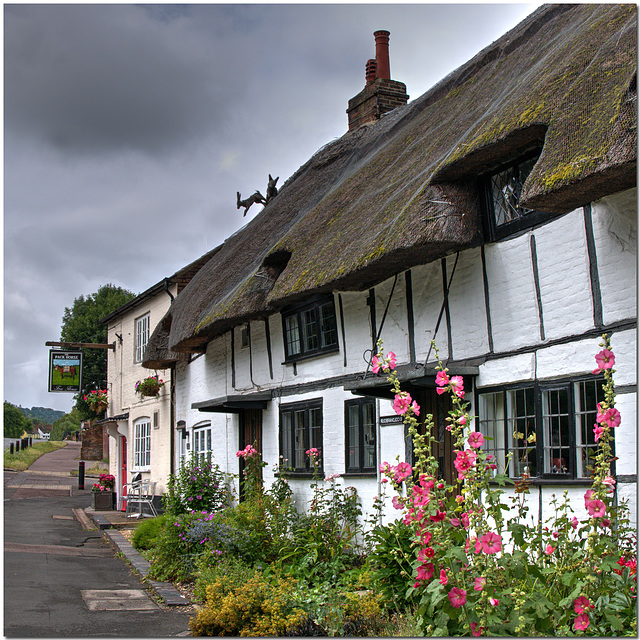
[134,313,150,364]
[481,148,549,242]
[133,417,151,471]
[193,422,213,462]
[344,398,377,475]
[279,399,323,474]
[281,295,339,362]
[476,375,607,482]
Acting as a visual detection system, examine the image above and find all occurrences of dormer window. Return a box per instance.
[482,149,543,241]
[282,295,339,362]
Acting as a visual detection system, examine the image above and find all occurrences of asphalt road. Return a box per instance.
[4,454,192,637]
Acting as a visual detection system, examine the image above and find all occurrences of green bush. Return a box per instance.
[193,553,255,602]
[163,452,230,515]
[131,514,171,550]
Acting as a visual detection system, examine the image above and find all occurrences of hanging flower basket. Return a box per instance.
[84,389,108,417]
[135,375,164,398]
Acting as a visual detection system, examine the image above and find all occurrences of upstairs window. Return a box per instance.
[282,295,339,362]
[482,150,543,241]
[477,376,605,481]
[135,313,150,363]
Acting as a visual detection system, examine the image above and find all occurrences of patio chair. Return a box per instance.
[125,480,158,518]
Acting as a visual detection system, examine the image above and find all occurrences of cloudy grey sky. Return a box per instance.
[4,2,541,413]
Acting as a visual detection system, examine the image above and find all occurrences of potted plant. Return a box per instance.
[91,473,116,510]
[83,389,108,417]
[135,375,164,398]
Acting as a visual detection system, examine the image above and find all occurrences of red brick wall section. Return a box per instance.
[81,422,105,461]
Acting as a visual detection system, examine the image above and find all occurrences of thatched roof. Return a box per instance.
[144,4,636,366]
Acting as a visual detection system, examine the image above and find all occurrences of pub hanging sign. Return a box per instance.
[48,350,83,393]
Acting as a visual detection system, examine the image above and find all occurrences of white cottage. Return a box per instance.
[143,5,637,525]
[101,248,219,511]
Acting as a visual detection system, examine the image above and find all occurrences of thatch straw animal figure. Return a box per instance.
[266,175,279,203]
[237,191,267,216]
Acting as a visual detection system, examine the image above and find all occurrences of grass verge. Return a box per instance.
[4,440,68,472]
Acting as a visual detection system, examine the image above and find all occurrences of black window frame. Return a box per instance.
[481,148,549,242]
[279,399,323,475]
[345,398,377,475]
[281,295,339,362]
[476,375,608,482]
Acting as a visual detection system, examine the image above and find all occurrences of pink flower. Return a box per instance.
[593,425,604,442]
[393,461,413,482]
[468,431,485,449]
[461,512,470,529]
[387,352,397,370]
[450,517,461,527]
[411,401,421,416]
[458,415,467,426]
[573,614,590,631]
[480,531,502,555]
[439,569,448,585]
[393,392,412,415]
[571,516,579,529]
[416,562,435,581]
[372,355,381,374]
[593,348,615,373]
[489,597,499,606]
[448,587,467,608]
[450,376,465,398]
[471,622,483,637]
[474,577,486,591]
[584,489,595,507]
[435,370,450,387]
[597,406,621,428]
[586,499,606,518]
[418,547,435,561]
[454,450,477,479]
[430,510,446,523]
[391,495,404,510]
[545,545,555,555]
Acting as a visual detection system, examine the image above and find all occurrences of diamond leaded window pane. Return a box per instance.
[490,156,537,226]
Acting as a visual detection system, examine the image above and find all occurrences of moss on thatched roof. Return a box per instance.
[144,3,636,365]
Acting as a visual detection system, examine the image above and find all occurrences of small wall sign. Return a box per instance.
[48,350,83,393]
[380,414,403,426]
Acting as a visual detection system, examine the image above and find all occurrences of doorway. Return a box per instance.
[239,409,263,500]
[120,435,127,511]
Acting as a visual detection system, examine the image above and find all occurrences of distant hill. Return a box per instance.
[18,406,65,425]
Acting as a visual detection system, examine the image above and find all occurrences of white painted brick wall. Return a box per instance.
[411,261,446,361]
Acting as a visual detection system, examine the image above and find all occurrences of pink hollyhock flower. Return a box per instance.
[391,496,404,510]
[474,577,486,591]
[387,352,397,370]
[586,499,606,518]
[593,425,604,442]
[489,597,499,606]
[600,518,611,528]
[573,614,590,631]
[480,531,502,555]
[448,587,467,608]
[418,547,435,561]
[593,348,615,373]
[571,516,579,529]
[393,461,413,482]
[435,370,450,387]
[458,415,467,426]
[450,517,461,527]
[454,450,477,479]
[439,569,448,585]
[430,510,446,523]
[411,400,421,416]
[393,392,413,415]
[372,355,381,374]
[603,476,616,487]
[584,489,595,507]
[597,406,621,428]
[461,512,470,529]
[416,562,435,581]
[419,475,435,490]
[545,545,555,555]
[471,622,483,637]
[468,431,485,449]
[449,375,465,398]
[379,462,391,473]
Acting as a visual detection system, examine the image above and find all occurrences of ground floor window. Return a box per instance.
[345,398,376,473]
[133,418,151,470]
[193,423,212,461]
[279,399,323,472]
[477,376,605,480]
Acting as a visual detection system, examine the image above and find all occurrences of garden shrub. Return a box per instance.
[163,452,230,515]
[189,572,307,636]
[193,552,256,602]
[131,514,171,550]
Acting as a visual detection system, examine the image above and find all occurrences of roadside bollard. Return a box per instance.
[78,461,85,491]
[15,441,20,453]
[10,443,14,455]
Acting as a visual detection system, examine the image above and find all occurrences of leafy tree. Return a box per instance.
[19,406,65,424]
[4,402,33,438]
[61,284,135,419]
[50,408,82,441]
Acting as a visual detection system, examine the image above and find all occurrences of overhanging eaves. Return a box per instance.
[192,392,272,413]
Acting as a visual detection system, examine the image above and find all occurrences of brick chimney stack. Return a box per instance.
[347,30,409,131]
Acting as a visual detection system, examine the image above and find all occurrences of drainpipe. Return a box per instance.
[170,363,176,476]
[164,278,175,304]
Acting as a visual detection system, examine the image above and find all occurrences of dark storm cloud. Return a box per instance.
[4,3,540,412]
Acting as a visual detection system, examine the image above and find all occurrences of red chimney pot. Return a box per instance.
[373,30,391,80]
[365,58,377,85]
